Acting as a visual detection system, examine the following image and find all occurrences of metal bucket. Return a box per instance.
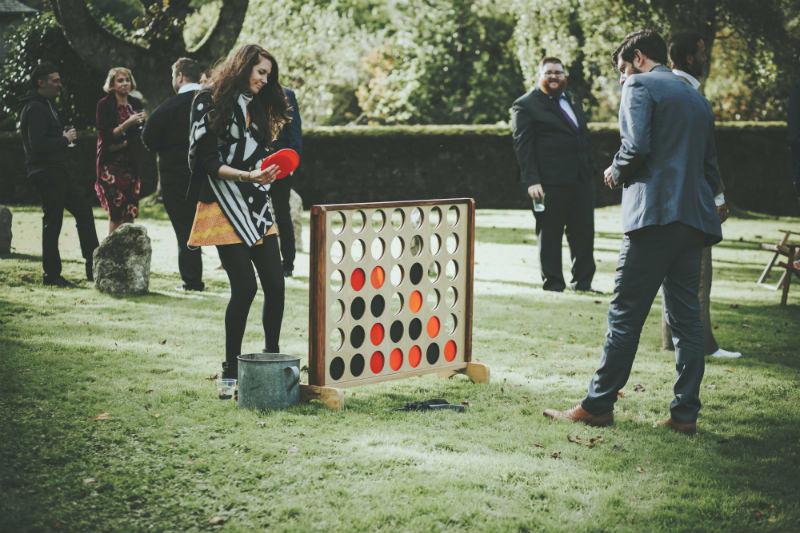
[237,353,300,410]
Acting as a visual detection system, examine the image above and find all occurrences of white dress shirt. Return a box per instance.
[178,82,202,94]
[559,95,579,128]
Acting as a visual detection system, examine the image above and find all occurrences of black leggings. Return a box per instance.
[217,235,285,361]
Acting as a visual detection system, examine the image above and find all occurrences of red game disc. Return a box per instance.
[390,348,403,371]
[351,268,365,291]
[370,266,385,289]
[370,351,384,373]
[444,340,457,361]
[259,148,300,180]
[370,323,384,345]
[408,345,421,368]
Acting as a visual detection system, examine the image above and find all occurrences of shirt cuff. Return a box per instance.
[714,193,726,207]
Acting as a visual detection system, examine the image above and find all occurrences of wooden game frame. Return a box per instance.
[300,198,488,409]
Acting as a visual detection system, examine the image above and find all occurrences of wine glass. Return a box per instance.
[63,124,76,148]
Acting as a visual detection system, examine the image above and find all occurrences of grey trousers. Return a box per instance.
[582,223,706,423]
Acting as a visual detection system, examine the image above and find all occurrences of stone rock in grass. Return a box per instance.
[93,224,151,295]
[289,189,303,251]
[0,205,11,256]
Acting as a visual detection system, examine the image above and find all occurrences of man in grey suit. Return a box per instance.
[543,30,723,435]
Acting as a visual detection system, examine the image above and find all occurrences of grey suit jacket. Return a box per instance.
[611,65,722,245]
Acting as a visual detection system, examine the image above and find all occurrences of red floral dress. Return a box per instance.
[95,103,141,220]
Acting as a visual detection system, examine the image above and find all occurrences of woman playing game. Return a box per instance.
[187,44,291,380]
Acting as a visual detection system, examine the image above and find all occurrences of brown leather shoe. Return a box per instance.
[543,404,613,427]
[656,417,697,435]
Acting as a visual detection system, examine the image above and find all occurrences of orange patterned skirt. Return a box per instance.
[188,201,277,247]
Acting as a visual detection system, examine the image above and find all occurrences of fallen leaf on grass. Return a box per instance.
[550,452,561,459]
[587,436,603,448]
[287,445,299,454]
[617,390,625,398]
[208,516,226,525]
[206,374,219,381]
[593,300,602,304]
[730,303,739,309]
[567,435,582,444]
[741,323,751,329]
[145,389,154,394]
[159,339,167,345]
[152,413,160,418]
[93,412,111,421]
[633,384,646,392]
[83,478,96,485]
[636,466,645,474]
[461,401,471,407]
[533,443,544,448]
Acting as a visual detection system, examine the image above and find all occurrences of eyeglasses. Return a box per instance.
[543,71,566,77]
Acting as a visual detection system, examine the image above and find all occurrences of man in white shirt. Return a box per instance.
[667,31,741,359]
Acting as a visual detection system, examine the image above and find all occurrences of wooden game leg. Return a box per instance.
[300,384,344,411]
[439,362,490,383]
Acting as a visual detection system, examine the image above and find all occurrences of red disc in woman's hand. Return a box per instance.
[260,148,300,180]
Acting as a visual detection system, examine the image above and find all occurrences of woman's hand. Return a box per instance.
[123,112,146,130]
[246,164,280,185]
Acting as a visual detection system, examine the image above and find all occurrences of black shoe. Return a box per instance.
[43,275,75,287]
[542,285,565,292]
[222,361,238,380]
[85,261,94,282]
[182,283,205,292]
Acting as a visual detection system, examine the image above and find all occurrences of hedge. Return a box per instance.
[0,123,796,216]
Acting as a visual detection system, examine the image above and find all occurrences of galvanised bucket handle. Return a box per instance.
[286,366,300,390]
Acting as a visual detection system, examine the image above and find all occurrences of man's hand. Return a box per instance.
[62,128,77,143]
[527,184,544,200]
[716,202,730,223]
[603,165,617,189]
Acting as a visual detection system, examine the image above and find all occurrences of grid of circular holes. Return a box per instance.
[426,343,440,364]
[370,351,384,373]
[446,260,458,281]
[446,286,458,308]
[350,325,365,348]
[409,263,423,285]
[331,211,345,235]
[427,288,440,310]
[391,208,404,230]
[329,357,345,380]
[370,266,385,289]
[371,237,385,260]
[350,353,365,377]
[390,320,404,342]
[408,345,422,368]
[390,264,404,287]
[391,293,404,315]
[447,205,459,227]
[446,233,459,254]
[409,318,422,340]
[330,240,344,264]
[428,261,441,283]
[410,207,424,229]
[391,236,404,259]
[330,300,345,322]
[390,348,403,371]
[430,234,441,255]
[352,210,366,233]
[330,328,344,351]
[429,206,442,228]
[370,295,385,317]
[330,270,344,292]
[447,314,457,334]
[410,235,423,256]
[372,209,386,232]
[351,239,365,262]
[351,297,365,320]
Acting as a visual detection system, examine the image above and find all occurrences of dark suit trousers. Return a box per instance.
[31,169,99,279]
[162,179,203,289]
[532,182,595,290]
[269,175,295,271]
[582,222,706,423]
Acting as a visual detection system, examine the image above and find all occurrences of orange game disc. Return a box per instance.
[408,345,421,368]
[370,351,384,373]
[390,348,403,371]
[351,268,365,291]
[370,323,384,345]
[427,316,440,338]
[444,340,457,361]
[370,266,385,289]
[409,290,422,313]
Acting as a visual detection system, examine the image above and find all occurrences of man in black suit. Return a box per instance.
[19,62,99,287]
[271,87,302,277]
[142,57,204,291]
[511,57,596,292]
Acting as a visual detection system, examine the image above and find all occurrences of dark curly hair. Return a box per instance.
[207,44,290,142]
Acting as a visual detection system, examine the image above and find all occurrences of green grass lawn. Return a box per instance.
[1,205,799,532]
